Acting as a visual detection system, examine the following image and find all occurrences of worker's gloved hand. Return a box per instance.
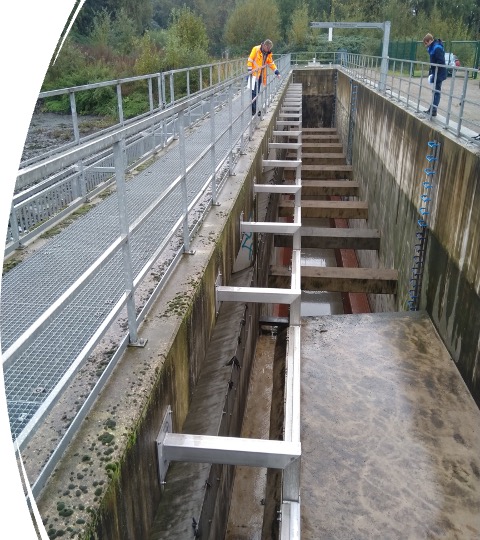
[274,70,280,77]
[247,67,252,83]
[428,74,434,84]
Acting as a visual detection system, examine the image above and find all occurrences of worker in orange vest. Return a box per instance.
[247,39,280,116]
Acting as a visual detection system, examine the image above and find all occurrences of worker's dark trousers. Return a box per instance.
[251,79,262,115]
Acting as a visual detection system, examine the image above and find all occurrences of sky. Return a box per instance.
[0,2,80,537]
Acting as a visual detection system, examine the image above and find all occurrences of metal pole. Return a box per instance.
[116,84,124,125]
[228,82,234,176]
[210,95,218,205]
[69,91,87,199]
[113,140,144,346]
[379,21,391,92]
[178,110,193,254]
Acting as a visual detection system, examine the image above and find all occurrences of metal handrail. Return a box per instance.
[3,54,291,497]
[293,51,480,139]
[7,56,289,256]
[21,58,247,170]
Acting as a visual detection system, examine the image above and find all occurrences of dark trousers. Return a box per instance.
[432,79,443,111]
[251,79,262,115]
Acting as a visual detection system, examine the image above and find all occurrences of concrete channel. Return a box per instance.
[33,68,480,539]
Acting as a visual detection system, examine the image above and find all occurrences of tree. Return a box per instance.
[163,6,210,69]
[288,1,310,50]
[224,0,281,55]
[193,0,237,55]
[73,0,152,36]
[152,0,194,29]
[89,8,112,48]
[134,32,163,75]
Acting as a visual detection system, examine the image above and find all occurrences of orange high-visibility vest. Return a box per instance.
[247,44,277,84]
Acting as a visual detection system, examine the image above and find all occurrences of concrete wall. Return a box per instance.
[333,69,480,405]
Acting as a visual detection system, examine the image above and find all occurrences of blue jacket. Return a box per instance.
[427,39,447,82]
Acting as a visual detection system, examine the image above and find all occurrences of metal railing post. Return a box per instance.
[456,75,469,137]
[169,73,175,106]
[69,92,80,144]
[228,82,234,176]
[148,78,156,154]
[69,91,87,200]
[116,84,124,125]
[113,139,144,346]
[178,110,193,254]
[9,203,20,248]
[210,95,218,206]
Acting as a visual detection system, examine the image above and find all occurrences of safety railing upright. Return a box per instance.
[2,54,291,498]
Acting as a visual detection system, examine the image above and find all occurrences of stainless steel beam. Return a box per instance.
[263,159,301,168]
[240,221,301,234]
[162,433,301,469]
[280,501,301,540]
[253,184,301,194]
[216,286,300,304]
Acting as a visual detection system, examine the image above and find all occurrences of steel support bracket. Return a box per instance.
[128,337,148,348]
[156,406,173,487]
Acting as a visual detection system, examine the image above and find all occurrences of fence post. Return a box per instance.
[178,110,194,254]
[116,84,124,126]
[210,95,218,206]
[113,139,146,347]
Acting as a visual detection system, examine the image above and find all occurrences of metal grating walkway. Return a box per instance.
[1,83,262,440]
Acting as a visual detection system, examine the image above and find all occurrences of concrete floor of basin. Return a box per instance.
[301,311,480,539]
[301,247,344,316]
[225,335,275,539]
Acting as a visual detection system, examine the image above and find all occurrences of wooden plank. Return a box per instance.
[301,134,340,142]
[288,153,347,165]
[284,164,353,181]
[278,200,368,219]
[301,143,343,151]
[259,316,290,326]
[269,266,398,294]
[301,165,353,172]
[274,227,381,250]
[300,180,360,196]
[302,128,338,133]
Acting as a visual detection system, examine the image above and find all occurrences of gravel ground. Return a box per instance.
[21,112,114,162]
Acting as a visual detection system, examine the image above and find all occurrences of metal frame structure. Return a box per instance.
[5,52,480,536]
[156,83,304,538]
[310,21,391,91]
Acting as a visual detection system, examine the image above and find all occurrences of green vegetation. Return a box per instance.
[42,0,479,116]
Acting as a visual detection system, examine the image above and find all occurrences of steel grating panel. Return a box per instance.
[1,84,260,441]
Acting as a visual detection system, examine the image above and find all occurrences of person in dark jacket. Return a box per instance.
[423,33,447,117]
